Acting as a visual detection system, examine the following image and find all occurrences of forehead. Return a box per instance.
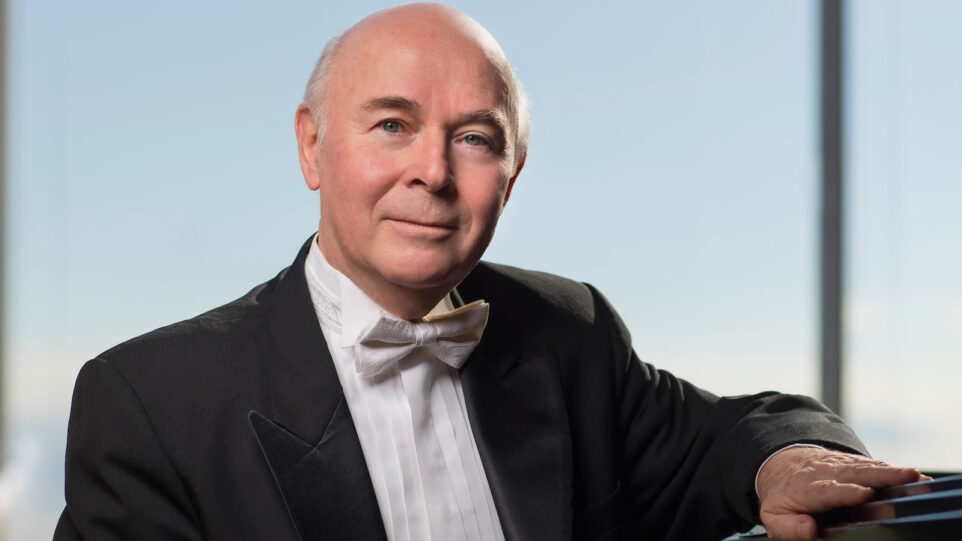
[330,29,509,114]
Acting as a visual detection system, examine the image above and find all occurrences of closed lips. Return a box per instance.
[390,218,457,228]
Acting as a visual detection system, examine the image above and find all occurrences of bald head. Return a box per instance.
[344,3,504,56]
[303,3,530,165]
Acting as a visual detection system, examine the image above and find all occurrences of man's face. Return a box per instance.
[299,26,520,315]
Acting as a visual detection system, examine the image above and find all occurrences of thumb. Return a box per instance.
[762,512,817,541]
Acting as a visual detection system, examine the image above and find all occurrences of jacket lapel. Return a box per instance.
[248,240,573,541]
[251,237,386,541]
[457,270,574,541]
[249,405,386,541]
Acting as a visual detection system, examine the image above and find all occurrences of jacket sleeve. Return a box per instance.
[586,285,868,540]
[55,358,204,541]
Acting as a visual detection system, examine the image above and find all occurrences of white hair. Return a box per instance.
[302,35,343,145]
[302,33,531,165]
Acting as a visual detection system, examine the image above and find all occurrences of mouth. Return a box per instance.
[386,218,458,236]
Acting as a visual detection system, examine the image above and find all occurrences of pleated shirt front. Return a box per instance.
[303,238,505,541]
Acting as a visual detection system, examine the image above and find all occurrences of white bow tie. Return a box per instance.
[354,300,489,379]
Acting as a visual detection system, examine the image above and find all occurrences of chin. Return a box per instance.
[378,251,471,292]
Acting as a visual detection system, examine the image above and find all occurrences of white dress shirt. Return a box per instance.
[303,238,505,541]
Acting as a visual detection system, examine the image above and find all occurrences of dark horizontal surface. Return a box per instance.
[727,509,962,540]
[820,508,962,540]
[816,474,962,528]
[727,475,962,540]
[874,474,962,500]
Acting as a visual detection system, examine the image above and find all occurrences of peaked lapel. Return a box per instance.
[249,407,386,541]
[251,237,386,541]
[457,266,574,541]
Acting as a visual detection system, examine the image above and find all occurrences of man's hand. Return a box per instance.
[756,447,929,541]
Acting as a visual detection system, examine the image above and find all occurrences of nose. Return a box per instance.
[408,131,453,192]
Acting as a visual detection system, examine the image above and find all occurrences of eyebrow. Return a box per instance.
[362,96,421,114]
[454,109,509,135]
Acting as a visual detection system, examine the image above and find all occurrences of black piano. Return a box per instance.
[727,474,962,540]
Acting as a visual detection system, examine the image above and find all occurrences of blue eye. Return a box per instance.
[463,134,487,147]
[381,120,401,133]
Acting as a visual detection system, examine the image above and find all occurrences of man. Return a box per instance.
[55,4,924,541]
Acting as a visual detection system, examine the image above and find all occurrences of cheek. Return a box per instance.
[326,141,400,206]
[461,170,509,225]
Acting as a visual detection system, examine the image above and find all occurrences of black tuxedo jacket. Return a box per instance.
[54,238,866,541]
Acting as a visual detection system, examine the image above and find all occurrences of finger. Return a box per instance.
[761,512,818,541]
[831,465,925,487]
[761,480,874,518]
[799,480,875,511]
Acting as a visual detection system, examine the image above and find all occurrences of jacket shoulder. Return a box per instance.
[470,260,593,308]
[463,261,618,333]
[94,266,289,377]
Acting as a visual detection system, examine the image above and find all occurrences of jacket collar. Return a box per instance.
[250,238,572,541]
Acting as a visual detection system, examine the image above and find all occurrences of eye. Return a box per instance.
[379,120,403,133]
[462,134,489,147]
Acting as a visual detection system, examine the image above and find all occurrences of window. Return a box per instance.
[846,0,962,471]
[11,1,955,538]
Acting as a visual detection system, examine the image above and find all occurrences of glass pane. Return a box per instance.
[487,2,819,398]
[6,1,818,537]
[846,0,962,471]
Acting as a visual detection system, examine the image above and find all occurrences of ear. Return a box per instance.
[295,104,321,191]
[502,151,525,207]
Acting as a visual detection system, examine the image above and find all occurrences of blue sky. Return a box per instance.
[9,0,819,385]
[4,0,961,536]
